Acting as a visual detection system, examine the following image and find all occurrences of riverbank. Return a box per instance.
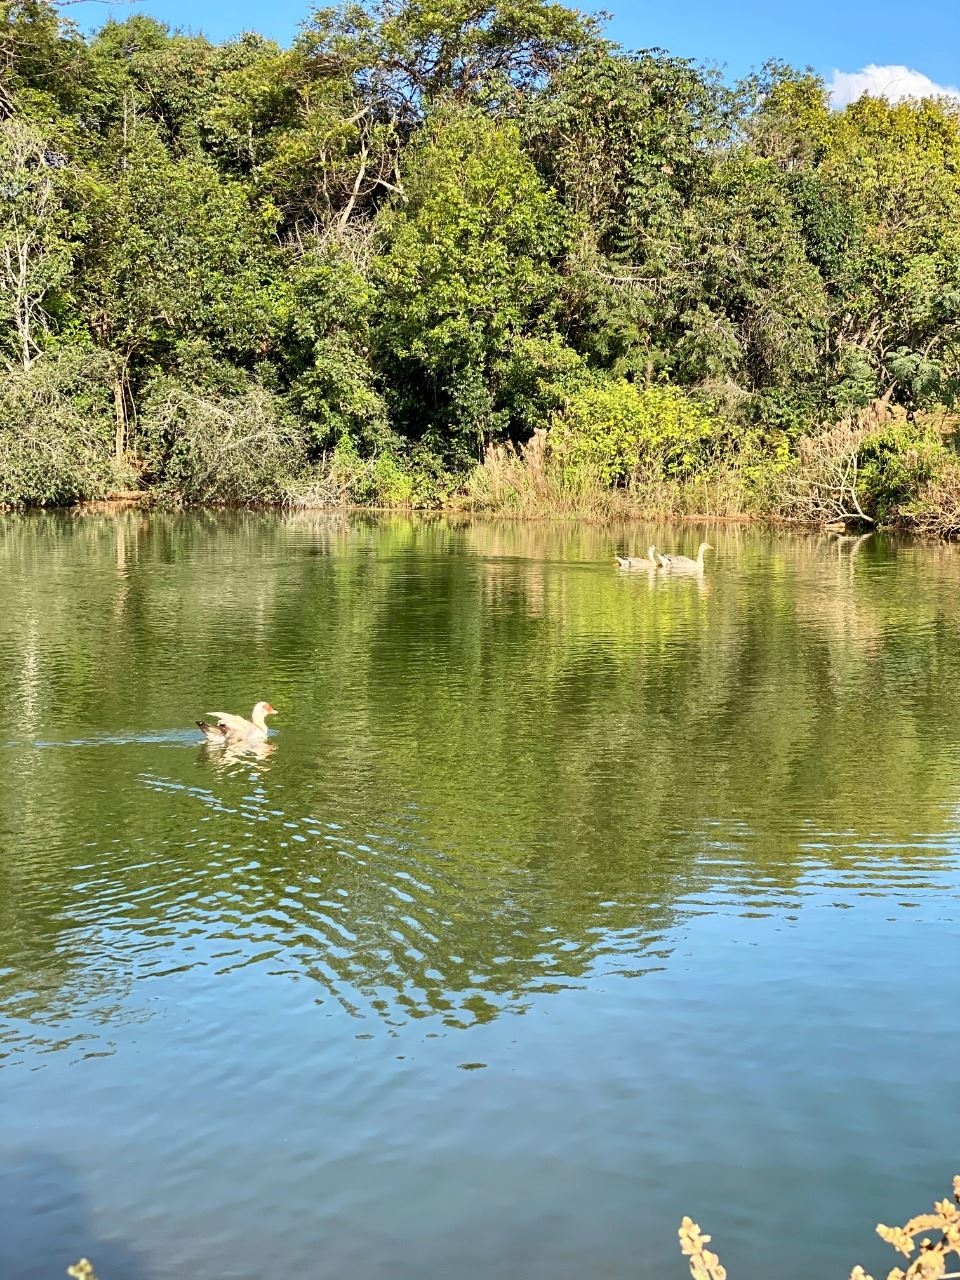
[10,399,959,540]
[7,0,960,545]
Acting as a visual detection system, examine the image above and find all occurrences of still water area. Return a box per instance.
[1,511,959,1280]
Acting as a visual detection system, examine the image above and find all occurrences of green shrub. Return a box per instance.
[138,379,307,503]
[0,349,121,506]
[325,436,454,508]
[550,380,726,485]
[855,420,944,521]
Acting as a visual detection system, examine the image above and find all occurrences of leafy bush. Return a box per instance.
[493,335,593,436]
[0,349,121,506]
[855,420,944,521]
[328,436,454,508]
[138,379,307,503]
[284,436,455,509]
[550,380,726,485]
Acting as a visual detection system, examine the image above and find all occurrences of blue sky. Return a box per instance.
[71,0,960,96]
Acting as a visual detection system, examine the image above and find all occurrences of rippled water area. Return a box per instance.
[3,512,960,1280]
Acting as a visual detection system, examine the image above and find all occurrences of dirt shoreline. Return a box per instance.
[3,491,883,535]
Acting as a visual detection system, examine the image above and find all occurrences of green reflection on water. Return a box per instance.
[3,512,960,1280]
[2,512,959,1045]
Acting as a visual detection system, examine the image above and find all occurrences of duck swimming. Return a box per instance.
[197,701,277,745]
[614,545,660,570]
[656,543,713,572]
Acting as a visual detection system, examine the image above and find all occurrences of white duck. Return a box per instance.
[614,545,660,570]
[197,701,277,745]
[656,542,713,572]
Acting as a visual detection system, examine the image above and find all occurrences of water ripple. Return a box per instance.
[5,515,960,1280]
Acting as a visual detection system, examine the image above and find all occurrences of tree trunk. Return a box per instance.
[114,376,126,465]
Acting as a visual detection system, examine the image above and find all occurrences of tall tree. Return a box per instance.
[0,114,74,370]
[373,107,566,462]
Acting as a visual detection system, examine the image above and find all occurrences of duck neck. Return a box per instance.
[251,706,268,731]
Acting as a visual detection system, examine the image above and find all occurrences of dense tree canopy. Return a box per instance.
[3,0,960,513]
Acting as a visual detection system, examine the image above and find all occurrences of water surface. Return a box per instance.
[2,513,960,1280]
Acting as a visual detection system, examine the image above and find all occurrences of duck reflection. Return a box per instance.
[198,737,276,774]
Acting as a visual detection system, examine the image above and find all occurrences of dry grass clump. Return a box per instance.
[464,428,627,517]
[679,1176,960,1280]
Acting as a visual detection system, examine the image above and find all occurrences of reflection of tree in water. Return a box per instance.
[40,762,686,1032]
[2,512,960,1050]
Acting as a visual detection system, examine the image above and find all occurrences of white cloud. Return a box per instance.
[828,64,960,108]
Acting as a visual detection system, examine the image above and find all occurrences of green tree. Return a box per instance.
[281,241,390,452]
[524,47,735,380]
[299,0,599,122]
[373,107,566,463]
[77,123,284,459]
[672,152,829,412]
[85,17,220,155]
[745,70,960,413]
[0,0,93,118]
[0,114,75,370]
[821,95,960,410]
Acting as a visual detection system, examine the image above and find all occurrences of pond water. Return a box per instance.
[2,511,960,1280]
